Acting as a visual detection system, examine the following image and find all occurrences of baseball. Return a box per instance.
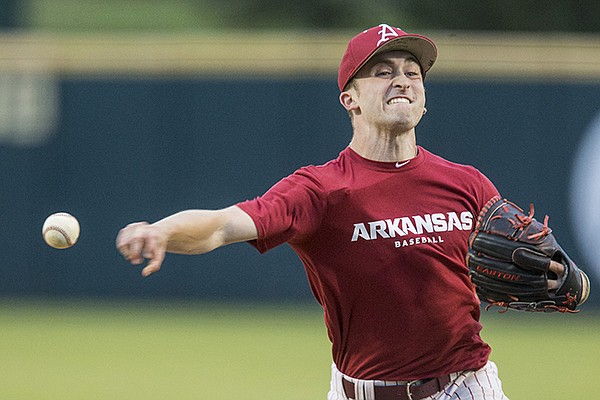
[42,212,80,249]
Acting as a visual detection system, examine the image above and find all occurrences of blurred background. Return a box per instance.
[1,1,599,399]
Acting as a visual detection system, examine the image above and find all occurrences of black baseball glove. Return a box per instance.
[467,196,590,313]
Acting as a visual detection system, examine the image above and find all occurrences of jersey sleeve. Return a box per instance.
[236,167,326,253]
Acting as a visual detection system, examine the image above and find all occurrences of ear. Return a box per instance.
[339,90,359,112]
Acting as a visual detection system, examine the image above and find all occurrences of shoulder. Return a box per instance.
[291,148,351,184]
[420,147,499,202]
[421,147,488,179]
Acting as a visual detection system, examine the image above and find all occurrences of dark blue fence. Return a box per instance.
[1,77,598,306]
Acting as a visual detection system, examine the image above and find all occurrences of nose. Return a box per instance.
[391,73,410,89]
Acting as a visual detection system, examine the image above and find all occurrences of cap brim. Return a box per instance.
[352,35,437,82]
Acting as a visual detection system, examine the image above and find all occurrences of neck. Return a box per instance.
[349,127,417,162]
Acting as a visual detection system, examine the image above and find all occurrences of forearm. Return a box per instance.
[117,205,257,276]
[152,206,257,255]
[152,210,228,255]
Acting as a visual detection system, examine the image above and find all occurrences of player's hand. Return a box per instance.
[547,260,565,291]
[116,222,167,277]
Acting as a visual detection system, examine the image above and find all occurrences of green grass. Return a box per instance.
[0,299,331,400]
[1,299,598,399]
[480,311,600,399]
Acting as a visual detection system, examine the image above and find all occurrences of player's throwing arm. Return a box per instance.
[116,206,258,277]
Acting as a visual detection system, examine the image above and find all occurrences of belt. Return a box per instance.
[342,375,451,400]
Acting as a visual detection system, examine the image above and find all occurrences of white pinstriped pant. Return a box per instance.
[328,361,509,400]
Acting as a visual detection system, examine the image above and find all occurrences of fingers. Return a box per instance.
[547,260,566,291]
[142,257,163,277]
[116,222,166,277]
[141,234,166,277]
[549,260,565,276]
[116,222,147,263]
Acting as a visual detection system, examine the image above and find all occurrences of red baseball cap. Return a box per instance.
[338,24,437,91]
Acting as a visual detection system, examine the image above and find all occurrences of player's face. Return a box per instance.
[348,51,426,132]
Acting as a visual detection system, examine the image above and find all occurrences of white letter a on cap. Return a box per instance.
[377,24,399,47]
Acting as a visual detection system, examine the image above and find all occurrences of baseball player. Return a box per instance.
[117,24,570,399]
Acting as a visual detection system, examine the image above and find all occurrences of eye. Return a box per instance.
[369,62,395,77]
[375,69,392,77]
[405,69,422,78]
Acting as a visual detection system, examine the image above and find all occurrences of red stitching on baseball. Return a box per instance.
[43,225,73,246]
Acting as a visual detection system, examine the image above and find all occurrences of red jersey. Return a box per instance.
[236,146,500,380]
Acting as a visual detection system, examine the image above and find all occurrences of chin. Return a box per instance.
[389,116,420,131]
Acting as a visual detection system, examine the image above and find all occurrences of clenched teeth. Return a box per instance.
[387,97,411,105]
